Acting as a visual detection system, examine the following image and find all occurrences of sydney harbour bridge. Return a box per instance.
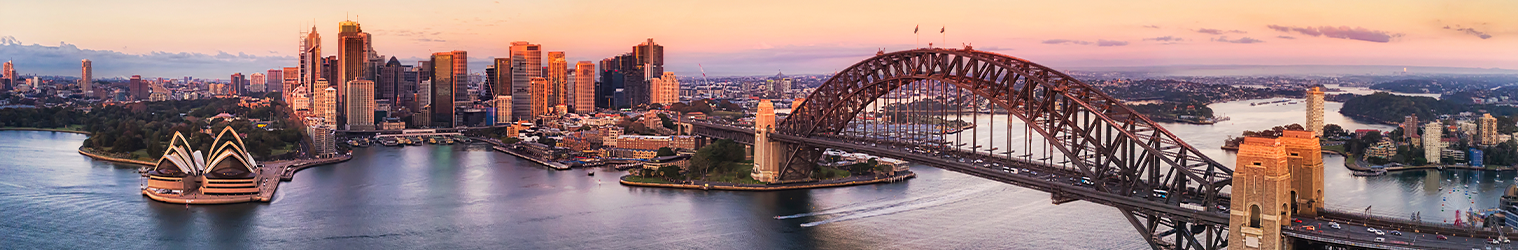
[691,48,1510,249]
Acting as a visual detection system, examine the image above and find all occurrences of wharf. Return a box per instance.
[620,171,916,191]
[492,146,571,170]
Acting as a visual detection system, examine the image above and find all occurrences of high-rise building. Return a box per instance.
[484,64,498,100]
[338,20,371,85]
[265,69,283,93]
[430,51,465,128]
[509,41,542,79]
[1305,86,1324,137]
[625,39,664,106]
[598,56,629,109]
[229,73,246,95]
[318,85,337,124]
[491,58,510,100]
[129,75,148,100]
[530,77,549,118]
[494,95,512,125]
[3,60,14,91]
[307,124,336,157]
[1480,113,1499,146]
[80,59,92,95]
[574,61,595,114]
[547,51,567,108]
[417,79,432,118]
[450,51,468,103]
[1424,122,1442,162]
[282,67,299,99]
[300,26,322,105]
[651,72,679,105]
[1402,114,1419,139]
[377,57,403,107]
[250,73,266,93]
[509,55,532,121]
[346,80,376,130]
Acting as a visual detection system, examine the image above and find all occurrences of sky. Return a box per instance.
[1,0,1514,79]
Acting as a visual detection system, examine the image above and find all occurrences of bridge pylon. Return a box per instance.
[1281,130,1324,217]
[752,100,781,183]
[1229,137,1294,250]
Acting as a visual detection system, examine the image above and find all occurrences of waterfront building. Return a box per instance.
[143,128,262,200]
[574,61,595,113]
[308,123,336,156]
[347,80,375,130]
[1366,137,1397,159]
[130,75,148,100]
[430,51,466,128]
[600,148,658,159]
[651,72,679,105]
[613,135,674,150]
[530,77,549,117]
[1425,122,1442,162]
[548,51,567,108]
[1305,86,1324,137]
[80,59,92,95]
[379,120,406,130]
[1481,113,1499,146]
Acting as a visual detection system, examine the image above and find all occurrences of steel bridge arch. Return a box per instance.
[777,48,1235,249]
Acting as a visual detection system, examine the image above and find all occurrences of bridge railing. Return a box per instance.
[1318,207,1516,238]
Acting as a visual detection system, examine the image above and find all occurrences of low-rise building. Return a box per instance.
[600,148,657,159]
[1366,137,1397,159]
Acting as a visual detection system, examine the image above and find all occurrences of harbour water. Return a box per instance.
[1,97,1510,249]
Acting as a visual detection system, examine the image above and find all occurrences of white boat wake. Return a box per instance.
[774,184,1001,227]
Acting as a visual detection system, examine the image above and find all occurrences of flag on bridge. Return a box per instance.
[940,26,945,33]
[914,25,919,34]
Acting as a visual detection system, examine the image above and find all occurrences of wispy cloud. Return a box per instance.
[1276,36,1296,39]
[1197,28,1223,35]
[0,36,292,78]
[1096,40,1129,46]
[1214,36,1264,44]
[1041,39,1091,45]
[1264,25,1400,43]
[1142,36,1184,42]
[1443,26,1492,39]
[1142,25,1160,29]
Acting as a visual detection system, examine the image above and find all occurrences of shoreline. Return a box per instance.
[77,148,154,166]
[619,172,916,191]
[2,127,91,135]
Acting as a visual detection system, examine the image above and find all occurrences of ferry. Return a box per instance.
[380,138,400,147]
[587,170,595,176]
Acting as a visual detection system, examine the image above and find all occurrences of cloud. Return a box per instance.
[1142,25,1160,29]
[1447,27,1493,39]
[1143,36,1184,42]
[415,38,447,43]
[1197,28,1223,35]
[1041,39,1091,45]
[1214,36,1264,44]
[1228,30,1247,33]
[1096,40,1129,46]
[1277,36,1296,39]
[0,36,293,78]
[1264,25,1400,43]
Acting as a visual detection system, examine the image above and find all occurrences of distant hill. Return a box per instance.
[1370,78,1494,94]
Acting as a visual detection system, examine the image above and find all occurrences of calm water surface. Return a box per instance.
[0,98,1508,249]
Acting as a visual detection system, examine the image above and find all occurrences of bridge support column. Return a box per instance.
[1281,130,1323,217]
[752,100,781,183]
[1229,137,1293,250]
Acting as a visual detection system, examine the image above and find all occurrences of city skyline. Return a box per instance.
[2,0,1515,78]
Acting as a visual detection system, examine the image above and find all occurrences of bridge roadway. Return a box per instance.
[697,121,1517,249]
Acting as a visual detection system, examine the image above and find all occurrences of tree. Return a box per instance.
[657,147,676,156]
[658,114,677,130]
[1322,124,1347,139]
[658,165,684,181]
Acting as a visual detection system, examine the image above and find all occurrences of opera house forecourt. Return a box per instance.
[142,127,267,204]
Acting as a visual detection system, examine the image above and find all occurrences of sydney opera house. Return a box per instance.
[142,127,266,204]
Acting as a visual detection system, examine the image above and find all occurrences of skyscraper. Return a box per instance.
[266,69,283,93]
[651,72,679,105]
[338,20,370,85]
[378,57,403,106]
[530,77,549,118]
[80,59,92,95]
[627,39,664,106]
[3,60,14,91]
[1305,86,1324,137]
[347,80,376,130]
[509,41,542,79]
[129,75,147,100]
[230,73,245,96]
[491,58,510,100]
[1480,113,1499,146]
[574,61,595,114]
[282,67,299,98]
[300,26,322,101]
[318,85,337,124]
[450,51,468,103]
[494,95,512,125]
[1402,114,1419,140]
[598,56,629,109]
[430,51,465,128]
[510,55,531,121]
[547,51,567,108]
[1424,122,1442,162]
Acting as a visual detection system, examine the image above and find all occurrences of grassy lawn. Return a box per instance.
[815,167,851,180]
[1322,144,1346,155]
[706,162,764,185]
[129,149,153,161]
[271,144,295,156]
[624,176,673,184]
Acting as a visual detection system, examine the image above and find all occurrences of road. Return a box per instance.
[1290,216,1516,249]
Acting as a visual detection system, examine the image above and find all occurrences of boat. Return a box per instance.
[380,139,400,147]
[587,171,595,176]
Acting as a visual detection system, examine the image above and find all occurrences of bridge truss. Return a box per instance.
[770,48,1236,249]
